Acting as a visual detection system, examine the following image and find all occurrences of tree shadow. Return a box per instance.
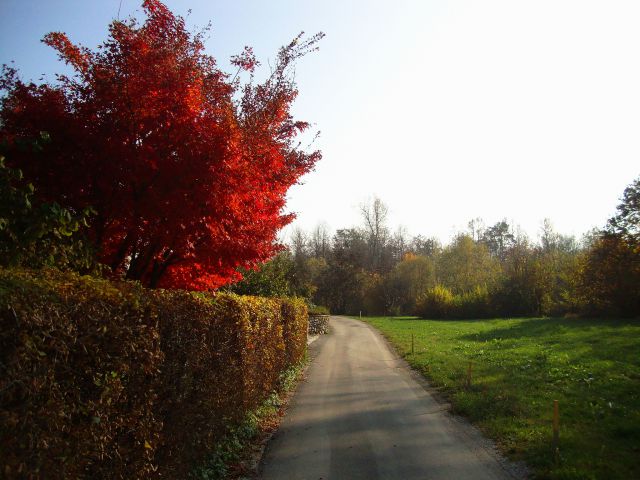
[458,317,636,343]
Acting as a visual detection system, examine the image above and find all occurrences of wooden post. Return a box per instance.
[359,311,361,319]
[553,400,560,462]
[466,361,473,388]
[411,333,414,355]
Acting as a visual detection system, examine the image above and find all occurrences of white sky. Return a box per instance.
[1,0,639,243]
[284,0,640,242]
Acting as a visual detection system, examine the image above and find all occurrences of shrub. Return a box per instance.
[0,268,308,479]
[416,285,494,319]
[416,285,454,318]
[453,285,492,319]
[0,268,162,479]
[281,298,309,365]
[152,290,242,478]
[308,304,330,315]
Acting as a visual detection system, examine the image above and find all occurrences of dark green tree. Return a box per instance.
[607,176,640,242]
[228,252,299,297]
[579,175,640,316]
[0,138,96,271]
[481,220,515,260]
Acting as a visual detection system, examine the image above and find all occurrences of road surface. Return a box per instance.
[260,316,518,480]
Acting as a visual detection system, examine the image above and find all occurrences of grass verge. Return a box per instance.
[361,316,640,480]
[192,354,309,479]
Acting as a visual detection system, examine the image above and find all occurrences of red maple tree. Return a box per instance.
[0,0,323,289]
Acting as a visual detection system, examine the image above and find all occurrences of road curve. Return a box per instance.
[260,316,516,480]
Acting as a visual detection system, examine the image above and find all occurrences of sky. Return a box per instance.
[1,0,639,244]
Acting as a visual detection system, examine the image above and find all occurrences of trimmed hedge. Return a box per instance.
[0,268,308,479]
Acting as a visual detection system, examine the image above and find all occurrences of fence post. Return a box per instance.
[553,399,560,462]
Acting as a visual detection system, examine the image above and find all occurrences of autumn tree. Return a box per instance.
[580,176,640,316]
[579,234,640,316]
[0,0,323,290]
[385,253,435,314]
[436,234,500,294]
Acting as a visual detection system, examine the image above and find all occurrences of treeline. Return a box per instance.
[232,179,640,319]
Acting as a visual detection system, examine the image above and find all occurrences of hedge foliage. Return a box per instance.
[0,268,308,479]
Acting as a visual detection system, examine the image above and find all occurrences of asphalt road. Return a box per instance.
[260,316,517,480]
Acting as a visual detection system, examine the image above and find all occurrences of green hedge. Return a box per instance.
[0,268,308,479]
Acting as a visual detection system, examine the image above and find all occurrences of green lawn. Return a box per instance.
[361,316,640,480]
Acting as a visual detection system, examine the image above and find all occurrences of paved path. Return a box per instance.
[260,316,516,480]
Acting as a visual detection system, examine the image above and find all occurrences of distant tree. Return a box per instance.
[437,234,500,294]
[290,227,309,261]
[579,176,640,316]
[331,228,368,269]
[530,220,582,314]
[302,256,328,299]
[579,234,640,316]
[362,272,389,315]
[607,176,640,242]
[0,0,323,290]
[410,235,441,258]
[314,229,368,314]
[481,220,515,260]
[540,218,561,252]
[493,234,538,315]
[467,217,486,243]
[310,222,331,259]
[360,196,389,272]
[389,226,410,263]
[386,254,435,314]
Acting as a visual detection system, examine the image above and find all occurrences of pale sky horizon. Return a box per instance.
[1,0,639,244]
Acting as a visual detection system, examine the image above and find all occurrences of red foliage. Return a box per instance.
[0,0,323,290]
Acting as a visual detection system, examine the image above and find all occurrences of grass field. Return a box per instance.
[361,316,640,480]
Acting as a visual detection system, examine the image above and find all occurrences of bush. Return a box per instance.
[417,285,494,319]
[416,285,454,318]
[0,268,162,479]
[453,285,492,319]
[281,298,309,365]
[307,304,330,315]
[0,268,308,479]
